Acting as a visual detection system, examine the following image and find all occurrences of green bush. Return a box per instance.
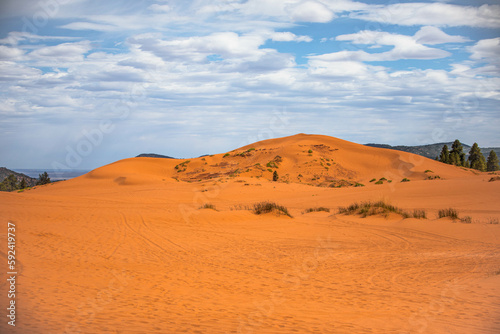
[401,178,410,182]
[308,149,313,154]
[369,178,376,182]
[223,153,230,157]
[375,180,384,185]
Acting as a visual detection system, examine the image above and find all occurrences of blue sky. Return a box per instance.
[0,0,499,169]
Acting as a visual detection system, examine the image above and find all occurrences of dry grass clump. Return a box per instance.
[303,207,330,214]
[412,209,427,219]
[253,201,292,217]
[338,201,410,218]
[438,208,459,220]
[199,203,217,210]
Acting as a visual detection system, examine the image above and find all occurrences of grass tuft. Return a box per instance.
[438,208,459,220]
[303,207,330,214]
[460,216,472,224]
[199,203,217,210]
[338,200,411,219]
[412,209,427,219]
[253,201,292,217]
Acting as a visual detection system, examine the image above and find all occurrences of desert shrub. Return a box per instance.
[401,178,410,182]
[412,209,427,219]
[308,149,313,154]
[460,216,472,224]
[424,170,433,173]
[375,180,384,185]
[303,207,330,214]
[199,203,217,210]
[379,177,387,181]
[438,208,459,220]
[488,176,500,182]
[487,218,499,224]
[252,201,292,217]
[266,161,278,168]
[369,178,376,182]
[273,171,279,181]
[338,201,410,218]
[223,153,230,158]
[354,183,365,187]
[427,175,441,180]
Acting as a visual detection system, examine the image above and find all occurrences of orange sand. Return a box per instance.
[1,134,499,333]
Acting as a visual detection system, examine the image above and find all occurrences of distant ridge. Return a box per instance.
[365,142,500,160]
[0,167,37,186]
[136,153,176,159]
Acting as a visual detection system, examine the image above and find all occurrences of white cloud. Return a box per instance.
[414,26,470,45]
[29,41,92,62]
[270,32,312,42]
[59,22,119,31]
[289,1,335,23]
[315,27,469,63]
[350,3,500,28]
[0,45,24,60]
[469,37,500,61]
[148,4,171,13]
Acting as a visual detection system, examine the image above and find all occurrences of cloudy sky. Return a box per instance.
[0,0,499,169]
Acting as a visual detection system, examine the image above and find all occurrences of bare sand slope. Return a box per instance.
[1,134,499,333]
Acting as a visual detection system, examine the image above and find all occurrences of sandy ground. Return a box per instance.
[1,134,499,333]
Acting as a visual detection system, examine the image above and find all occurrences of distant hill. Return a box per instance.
[136,153,176,159]
[0,167,38,187]
[365,142,500,160]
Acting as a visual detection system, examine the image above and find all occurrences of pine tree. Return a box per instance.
[19,178,27,189]
[487,150,500,172]
[439,145,450,164]
[468,143,486,171]
[1,174,18,191]
[449,151,460,166]
[37,172,51,185]
[450,140,466,166]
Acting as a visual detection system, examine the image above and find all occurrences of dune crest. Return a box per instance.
[79,134,473,187]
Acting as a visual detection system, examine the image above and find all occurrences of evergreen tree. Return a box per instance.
[1,174,18,191]
[449,151,460,166]
[450,139,466,166]
[487,150,500,172]
[37,172,51,185]
[19,178,27,189]
[439,145,450,164]
[272,170,279,182]
[468,143,486,171]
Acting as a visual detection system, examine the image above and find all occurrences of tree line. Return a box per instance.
[438,140,499,172]
[0,172,51,192]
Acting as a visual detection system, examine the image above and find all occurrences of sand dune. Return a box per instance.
[1,134,499,333]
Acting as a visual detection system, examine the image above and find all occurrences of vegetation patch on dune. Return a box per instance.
[199,203,217,210]
[252,201,292,218]
[303,207,330,214]
[438,208,459,220]
[338,201,427,219]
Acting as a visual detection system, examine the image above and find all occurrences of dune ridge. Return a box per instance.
[0,134,499,333]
